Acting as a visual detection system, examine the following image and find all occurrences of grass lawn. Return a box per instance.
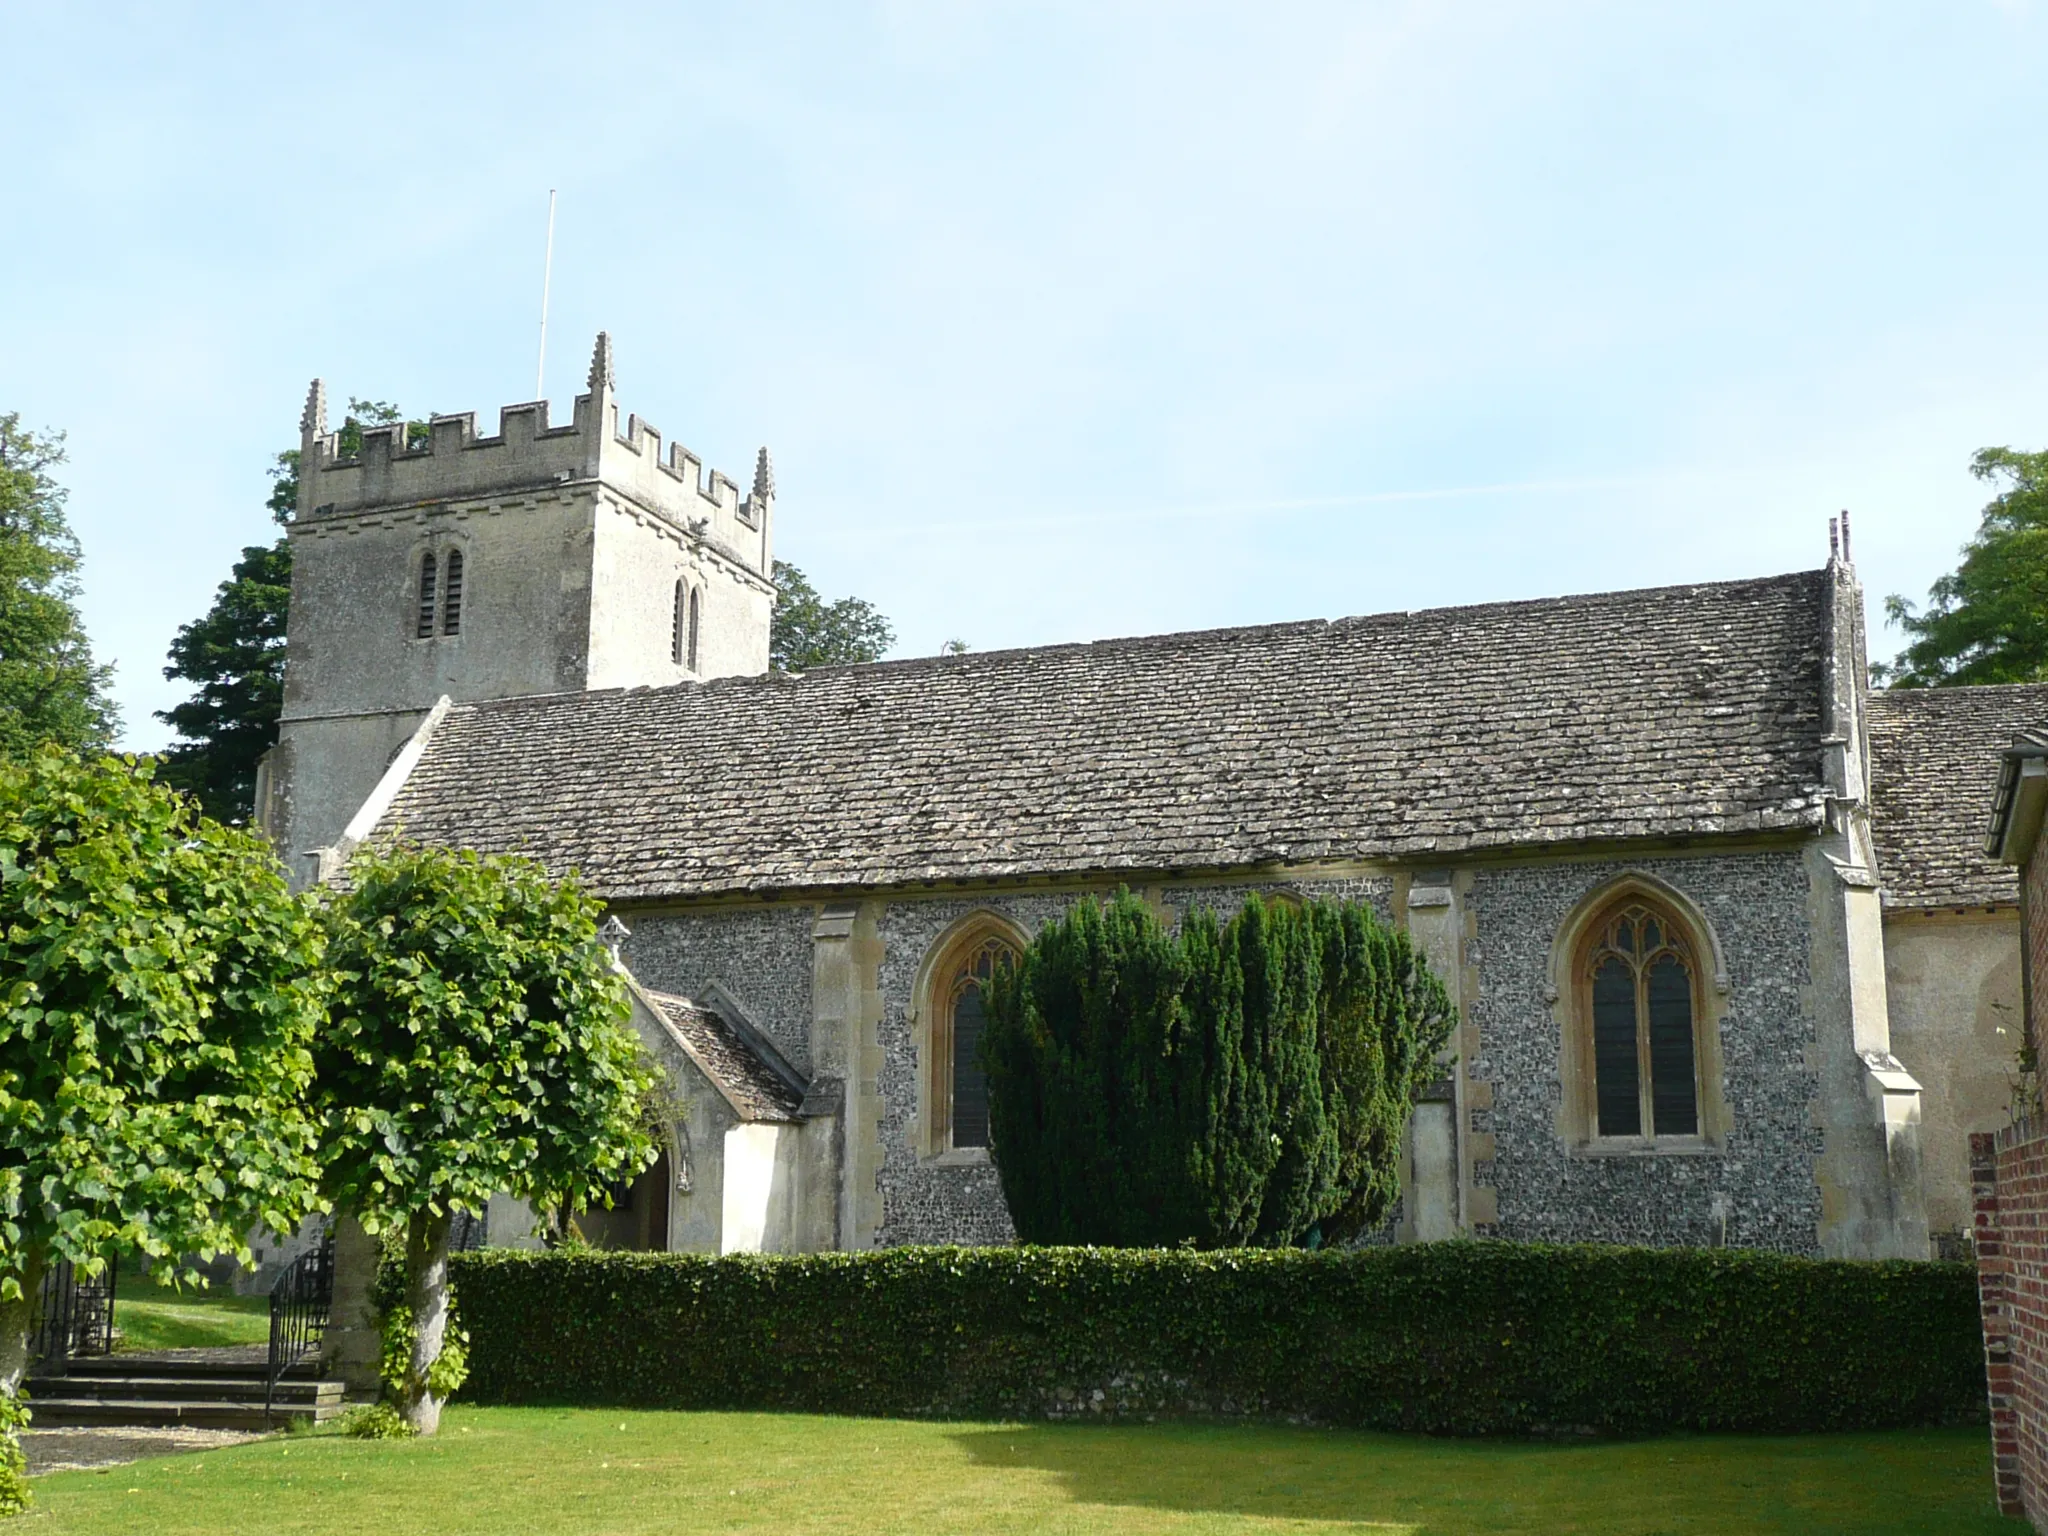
[21,1409,2024,1535]
[109,1265,269,1353]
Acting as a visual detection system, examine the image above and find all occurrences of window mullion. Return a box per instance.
[1634,963,1655,1142]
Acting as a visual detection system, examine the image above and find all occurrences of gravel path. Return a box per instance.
[23,1425,269,1474]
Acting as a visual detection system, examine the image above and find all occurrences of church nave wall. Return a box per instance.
[1465,850,1825,1255]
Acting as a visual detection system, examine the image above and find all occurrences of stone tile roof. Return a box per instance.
[1867,683,2048,910]
[645,989,803,1122]
[373,570,1835,900]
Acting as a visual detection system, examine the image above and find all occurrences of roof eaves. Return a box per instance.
[1985,729,2048,864]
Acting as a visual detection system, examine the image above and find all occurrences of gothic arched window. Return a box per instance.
[671,579,685,667]
[919,921,1023,1156]
[441,550,464,636]
[687,586,701,672]
[415,551,438,638]
[1579,898,1700,1140]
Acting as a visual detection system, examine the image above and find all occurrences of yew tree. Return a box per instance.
[982,891,1453,1248]
[0,751,327,1497]
[317,843,657,1434]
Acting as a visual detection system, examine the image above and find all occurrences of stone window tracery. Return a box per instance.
[920,922,1022,1157]
[1577,897,1702,1142]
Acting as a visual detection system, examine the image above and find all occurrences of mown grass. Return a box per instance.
[110,1265,269,1353]
[24,1408,2026,1534]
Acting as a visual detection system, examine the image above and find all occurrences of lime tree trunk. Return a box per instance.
[398,1211,453,1435]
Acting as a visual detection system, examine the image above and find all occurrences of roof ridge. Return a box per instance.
[443,565,1829,720]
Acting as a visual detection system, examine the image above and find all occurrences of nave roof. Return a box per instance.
[369,567,1838,899]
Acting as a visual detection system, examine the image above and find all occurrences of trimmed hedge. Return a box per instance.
[432,1243,1984,1436]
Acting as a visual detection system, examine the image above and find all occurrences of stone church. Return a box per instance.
[256,334,2045,1266]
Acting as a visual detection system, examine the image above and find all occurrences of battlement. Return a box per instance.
[295,333,773,575]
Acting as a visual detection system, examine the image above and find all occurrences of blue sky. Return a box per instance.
[4,1,2046,750]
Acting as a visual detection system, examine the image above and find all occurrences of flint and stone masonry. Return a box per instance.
[264,347,2048,1381]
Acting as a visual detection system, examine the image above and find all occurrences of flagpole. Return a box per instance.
[536,189,557,400]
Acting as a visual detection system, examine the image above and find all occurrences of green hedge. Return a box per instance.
[434,1242,1984,1436]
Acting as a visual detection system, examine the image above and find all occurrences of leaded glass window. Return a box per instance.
[945,936,1015,1150]
[1582,900,1699,1139]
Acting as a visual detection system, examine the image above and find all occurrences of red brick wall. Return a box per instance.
[1976,817,2048,1522]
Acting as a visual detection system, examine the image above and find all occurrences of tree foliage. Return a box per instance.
[769,561,894,671]
[0,417,117,759]
[0,750,328,1484]
[156,541,291,821]
[316,842,658,1433]
[982,892,1453,1248]
[1878,446,2048,687]
[157,402,418,819]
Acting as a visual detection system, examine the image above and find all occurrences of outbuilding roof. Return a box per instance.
[1868,683,2048,910]
[369,569,1836,900]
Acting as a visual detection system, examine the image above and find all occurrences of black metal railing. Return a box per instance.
[264,1237,334,1426]
[29,1260,115,1372]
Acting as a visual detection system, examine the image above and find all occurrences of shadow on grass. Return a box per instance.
[946,1421,2023,1534]
[111,1259,270,1353]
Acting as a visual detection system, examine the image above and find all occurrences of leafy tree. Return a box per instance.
[770,561,894,671]
[157,402,418,819]
[317,843,658,1434]
[0,751,328,1506]
[1878,446,2048,687]
[0,417,117,759]
[982,892,1453,1248]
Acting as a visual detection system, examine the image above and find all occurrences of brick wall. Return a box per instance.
[1975,791,2048,1526]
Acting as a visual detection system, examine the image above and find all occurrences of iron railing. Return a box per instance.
[29,1260,115,1371]
[264,1236,334,1426]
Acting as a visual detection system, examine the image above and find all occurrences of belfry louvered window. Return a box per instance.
[671,580,686,666]
[1582,900,1700,1139]
[687,586,701,672]
[415,552,438,638]
[441,551,464,635]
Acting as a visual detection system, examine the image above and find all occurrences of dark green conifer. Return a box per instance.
[983,891,1453,1248]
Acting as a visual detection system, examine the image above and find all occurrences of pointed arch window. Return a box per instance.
[1580,899,1701,1140]
[671,579,686,666]
[687,586,701,672]
[919,922,1022,1157]
[441,550,464,635]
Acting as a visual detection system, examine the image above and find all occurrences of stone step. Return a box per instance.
[59,1354,321,1382]
[27,1397,347,1431]
[26,1374,343,1407]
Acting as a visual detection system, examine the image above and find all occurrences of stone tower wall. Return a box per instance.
[261,334,775,883]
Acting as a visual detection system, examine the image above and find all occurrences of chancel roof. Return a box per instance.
[1867,683,2048,910]
[369,569,1836,900]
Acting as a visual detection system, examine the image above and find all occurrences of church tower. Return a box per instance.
[257,334,776,887]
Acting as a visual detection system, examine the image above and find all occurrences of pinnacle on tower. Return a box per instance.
[753,446,775,502]
[301,378,328,439]
[587,331,615,394]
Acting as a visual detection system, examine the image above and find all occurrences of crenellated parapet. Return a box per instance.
[294,333,773,576]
